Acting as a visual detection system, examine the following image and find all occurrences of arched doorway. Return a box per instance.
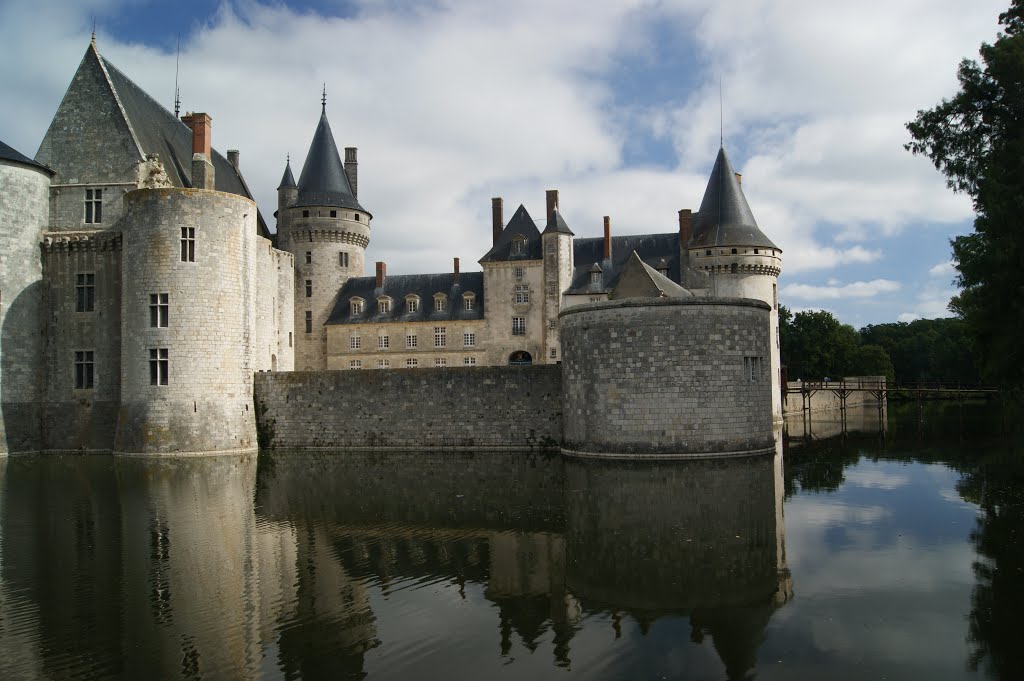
[509,351,532,366]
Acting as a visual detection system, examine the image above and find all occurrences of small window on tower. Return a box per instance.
[339,252,349,268]
[330,210,337,218]
[180,227,195,262]
[305,280,312,298]
[84,189,103,224]
[305,311,312,333]
[305,251,312,264]
[302,210,310,218]
[74,350,94,389]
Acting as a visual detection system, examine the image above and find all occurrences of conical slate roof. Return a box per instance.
[542,208,574,235]
[278,158,296,189]
[689,147,778,250]
[296,107,365,212]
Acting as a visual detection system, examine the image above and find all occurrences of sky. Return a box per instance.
[0,0,1007,328]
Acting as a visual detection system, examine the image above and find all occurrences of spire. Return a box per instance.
[689,147,778,250]
[278,155,296,189]
[295,106,365,211]
[321,84,326,112]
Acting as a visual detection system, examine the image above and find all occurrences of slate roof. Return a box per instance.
[610,251,692,299]
[479,204,543,262]
[295,108,367,213]
[689,147,778,250]
[541,208,574,236]
[566,232,681,295]
[278,159,297,189]
[0,140,53,174]
[327,271,485,325]
[95,48,270,236]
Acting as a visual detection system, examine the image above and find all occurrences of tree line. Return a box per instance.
[780,306,980,385]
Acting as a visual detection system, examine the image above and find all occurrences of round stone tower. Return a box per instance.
[114,187,259,454]
[0,141,52,454]
[687,148,783,422]
[277,102,371,370]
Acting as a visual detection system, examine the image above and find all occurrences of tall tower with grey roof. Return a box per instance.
[687,148,783,422]
[277,100,372,370]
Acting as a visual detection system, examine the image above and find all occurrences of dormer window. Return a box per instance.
[434,294,447,312]
[463,293,476,311]
[406,295,420,313]
[350,298,364,315]
[511,234,526,255]
[377,297,391,314]
[590,271,601,285]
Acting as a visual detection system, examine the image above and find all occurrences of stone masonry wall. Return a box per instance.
[254,365,562,450]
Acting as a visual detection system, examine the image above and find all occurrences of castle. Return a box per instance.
[0,40,782,456]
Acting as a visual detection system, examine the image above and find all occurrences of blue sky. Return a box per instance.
[0,0,1005,327]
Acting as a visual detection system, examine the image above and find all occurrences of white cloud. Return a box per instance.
[897,312,920,323]
[844,469,910,491]
[783,279,901,301]
[929,261,956,278]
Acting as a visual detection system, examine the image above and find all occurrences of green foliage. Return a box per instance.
[860,318,979,384]
[779,307,861,380]
[906,1,1024,386]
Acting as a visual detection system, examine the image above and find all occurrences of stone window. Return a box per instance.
[464,356,476,366]
[378,298,391,314]
[514,267,524,279]
[350,334,361,350]
[744,356,762,383]
[463,293,475,311]
[546,243,555,255]
[406,334,418,348]
[550,348,557,359]
[731,248,738,255]
[180,227,196,262]
[339,251,349,267]
[149,293,169,328]
[434,326,446,347]
[406,296,419,313]
[305,251,312,264]
[305,280,313,298]
[435,357,447,367]
[330,210,337,218]
[406,358,418,368]
[74,350,94,389]
[305,311,312,333]
[76,273,95,312]
[351,298,363,315]
[589,271,601,285]
[378,334,389,349]
[511,234,526,255]
[515,284,529,304]
[84,188,102,224]
[149,348,169,386]
[289,332,293,348]
[350,359,362,370]
[730,263,738,274]
[302,210,310,218]
[706,249,712,256]
[548,319,556,329]
[377,359,390,369]
[434,294,447,312]
[512,317,525,336]
[463,332,476,347]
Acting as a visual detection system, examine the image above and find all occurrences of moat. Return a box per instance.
[0,401,1020,680]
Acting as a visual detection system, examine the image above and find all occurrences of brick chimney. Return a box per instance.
[453,257,460,285]
[546,189,559,220]
[375,261,386,289]
[345,147,358,198]
[603,216,611,260]
[678,209,693,246]
[181,112,214,189]
[492,197,503,245]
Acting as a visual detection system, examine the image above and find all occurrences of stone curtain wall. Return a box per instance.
[254,365,562,450]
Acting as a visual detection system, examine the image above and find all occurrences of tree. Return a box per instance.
[906,1,1024,387]
[780,309,861,380]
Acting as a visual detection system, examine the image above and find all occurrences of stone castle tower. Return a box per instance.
[276,102,372,370]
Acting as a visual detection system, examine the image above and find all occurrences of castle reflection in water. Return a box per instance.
[0,444,791,680]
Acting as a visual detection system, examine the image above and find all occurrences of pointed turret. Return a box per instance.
[690,147,777,250]
[278,158,297,189]
[296,107,366,212]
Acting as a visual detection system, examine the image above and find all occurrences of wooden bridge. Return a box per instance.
[785,378,999,422]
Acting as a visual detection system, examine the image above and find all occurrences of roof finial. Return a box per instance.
[286,153,290,164]
[173,36,181,118]
[719,77,724,148]
[321,84,327,112]
[91,19,96,46]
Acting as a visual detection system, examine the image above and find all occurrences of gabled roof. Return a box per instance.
[295,107,366,213]
[566,232,681,295]
[327,271,485,325]
[479,204,543,262]
[0,139,52,174]
[610,251,692,299]
[689,147,778,250]
[278,158,297,189]
[542,208,574,236]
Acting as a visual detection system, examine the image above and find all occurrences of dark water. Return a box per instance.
[0,401,1021,680]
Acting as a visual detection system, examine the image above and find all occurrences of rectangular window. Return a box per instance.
[406,358,418,368]
[463,356,476,366]
[305,311,312,333]
[378,300,390,314]
[305,280,312,297]
[463,332,475,347]
[180,227,195,262]
[378,335,389,349]
[406,334,418,348]
[435,297,446,312]
[744,356,762,383]
[550,348,557,359]
[512,317,526,336]
[377,359,390,369]
[434,326,446,347]
[149,348,169,386]
[464,297,474,311]
[407,299,419,313]
[350,359,362,370]
[305,251,312,264]
[339,252,349,267]
[76,273,95,312]
[330,210,337,218]
[289,332,293,348]
[514,267,524,279]
[589,296,603,302]
[74,350,94,389]
[149,293,169,327]
[548,320,557,329]
[84,188,102,224]
[351,300,363,315]
[302,210,310,218]
[350,335,361,350]
[515,284,529,304]
[435,357,447,367]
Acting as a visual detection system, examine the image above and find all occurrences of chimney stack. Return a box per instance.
[491,197,504,245]
[453,257,460,284]
[546,189,559,220]
[375,261,386,289]
[227,149,239,169]
[345,147,358,198]
[678,209,693,246]
[603,216,611,260]
[181,112,214,189]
